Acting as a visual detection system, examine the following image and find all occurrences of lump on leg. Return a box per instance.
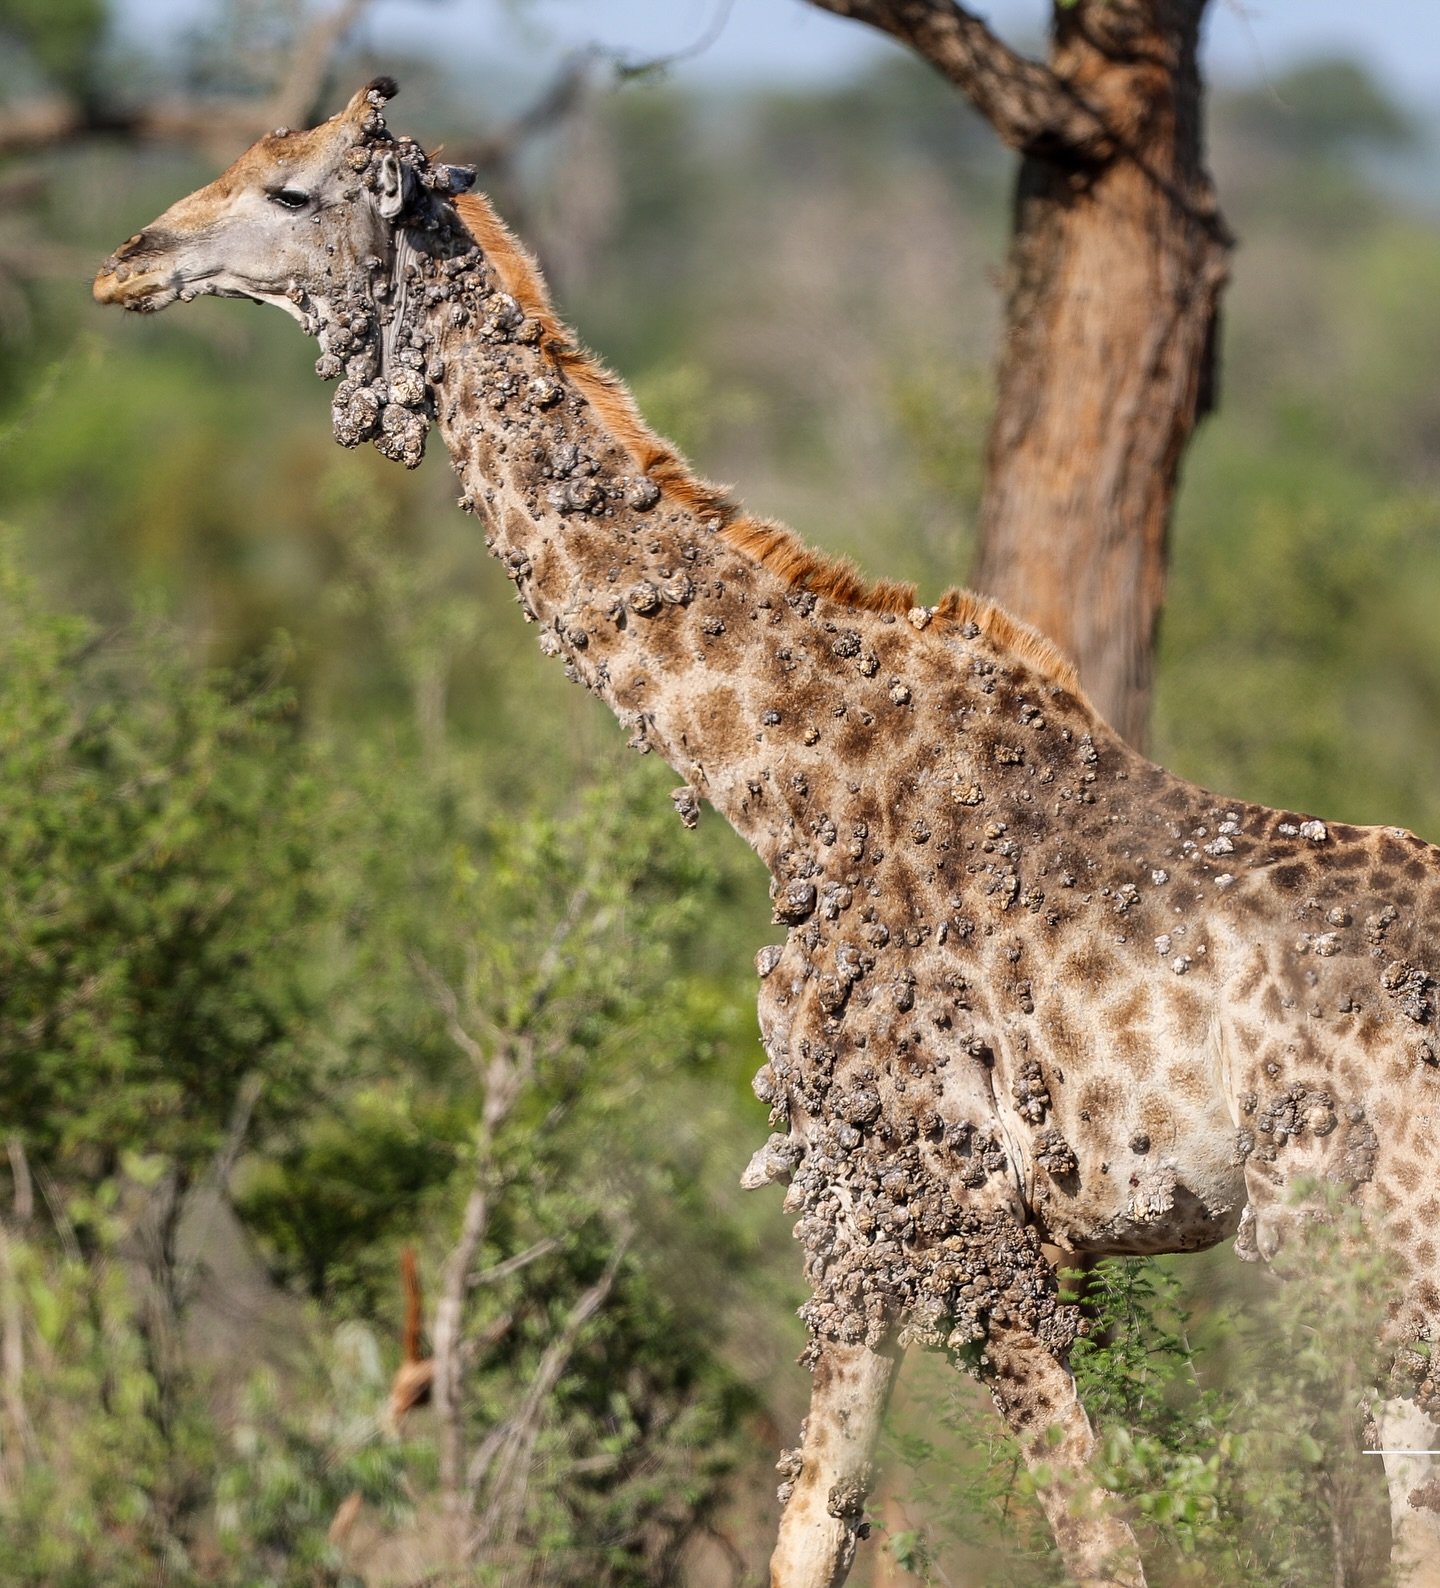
[769,1337,902,1588]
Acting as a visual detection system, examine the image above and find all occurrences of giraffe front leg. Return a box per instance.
[983,1323,1147,1588]
[1377,1395,1440,1588]
[769,1336,902,1588]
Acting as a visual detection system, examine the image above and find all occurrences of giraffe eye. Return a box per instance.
[269,187,310,211]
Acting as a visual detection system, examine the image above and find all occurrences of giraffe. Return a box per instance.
[93,79,1440,1588]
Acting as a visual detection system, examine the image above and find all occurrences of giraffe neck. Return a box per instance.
[397,192,1022,874]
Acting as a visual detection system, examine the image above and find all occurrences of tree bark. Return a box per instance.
[802,0,1231,746]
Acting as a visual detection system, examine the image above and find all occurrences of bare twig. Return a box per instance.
[267,0,371,132]
[173,1072,263,1312]
[471,1236,560,1291]
[456,54,602,177]
[466,1238,628,1557]
[432,1163,493,1511]
[420,860,601,1535]
[0,1139,38,1495]
[33,1163,79,1265]
[796,0,1112,159]
[5,1140,32,1226]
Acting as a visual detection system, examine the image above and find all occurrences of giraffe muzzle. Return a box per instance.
[93,230,184,311]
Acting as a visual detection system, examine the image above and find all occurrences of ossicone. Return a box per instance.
[341,75,399,127]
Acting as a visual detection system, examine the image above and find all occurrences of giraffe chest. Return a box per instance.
[754,880,1247,1282]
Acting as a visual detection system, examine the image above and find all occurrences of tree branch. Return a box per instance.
[0,1139,38,1496]
[465,1239,628,1557]
[432,1160,493,1517]
[796,0,1112,158]
[0,0,371,160]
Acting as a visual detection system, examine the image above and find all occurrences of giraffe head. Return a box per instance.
[93,77,476,466]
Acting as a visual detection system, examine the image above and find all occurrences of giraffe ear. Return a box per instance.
[376,151,418,220]
[433,164,476,196]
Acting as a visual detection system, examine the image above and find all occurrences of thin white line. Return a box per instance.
[1363,1449,1440,1455]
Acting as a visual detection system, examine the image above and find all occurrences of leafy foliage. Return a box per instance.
[0,555,323,1185]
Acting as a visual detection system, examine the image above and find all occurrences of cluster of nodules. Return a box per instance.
[317,113,485,467]
[322,269,433,466]
[790,1132,1077,1359]
[753,1047,1074,1359]
[1240,1082,1378,1184]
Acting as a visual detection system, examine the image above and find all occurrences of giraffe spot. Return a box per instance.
[1078,1078,1120,1119]
[1165,1062,1211,1104]
[1233,956,1266,1004]
[1044,1007,1086,1068]
[1393,1157,1421,1193]
[1268,863,1308,894]
[1165,985,1209,1046]
[1066,945,1118,990]
[1107,984,1152,1034]
[1112,1029,1153,1074]
[1380,835,1412,868]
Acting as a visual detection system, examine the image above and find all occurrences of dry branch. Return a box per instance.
[797,0,1111,158]
[465,1239,627,1559]
[0,1140,37,1495]
[0,0,370,160]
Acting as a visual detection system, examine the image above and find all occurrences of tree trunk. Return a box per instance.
[972,1,1229,746]
[802,0,1232,746]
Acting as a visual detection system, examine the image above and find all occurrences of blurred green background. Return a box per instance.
[3,3,1440,1584]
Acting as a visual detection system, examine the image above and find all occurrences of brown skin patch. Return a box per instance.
[1165,1062,1214,1104]
[1045,1008,1088,1069]
[1166,985,1210,1047]
[1233,1020,1264,1055]
[1113,1029,1154,1073]
[1379,835,1413,868]
[1066,945,1120,990]
[690,685,752,765]
[1394,1157,1422,1194]
[1106,984,1152,1034]
[1077,1078,1121,1119]
[1232,956,1266,1004]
